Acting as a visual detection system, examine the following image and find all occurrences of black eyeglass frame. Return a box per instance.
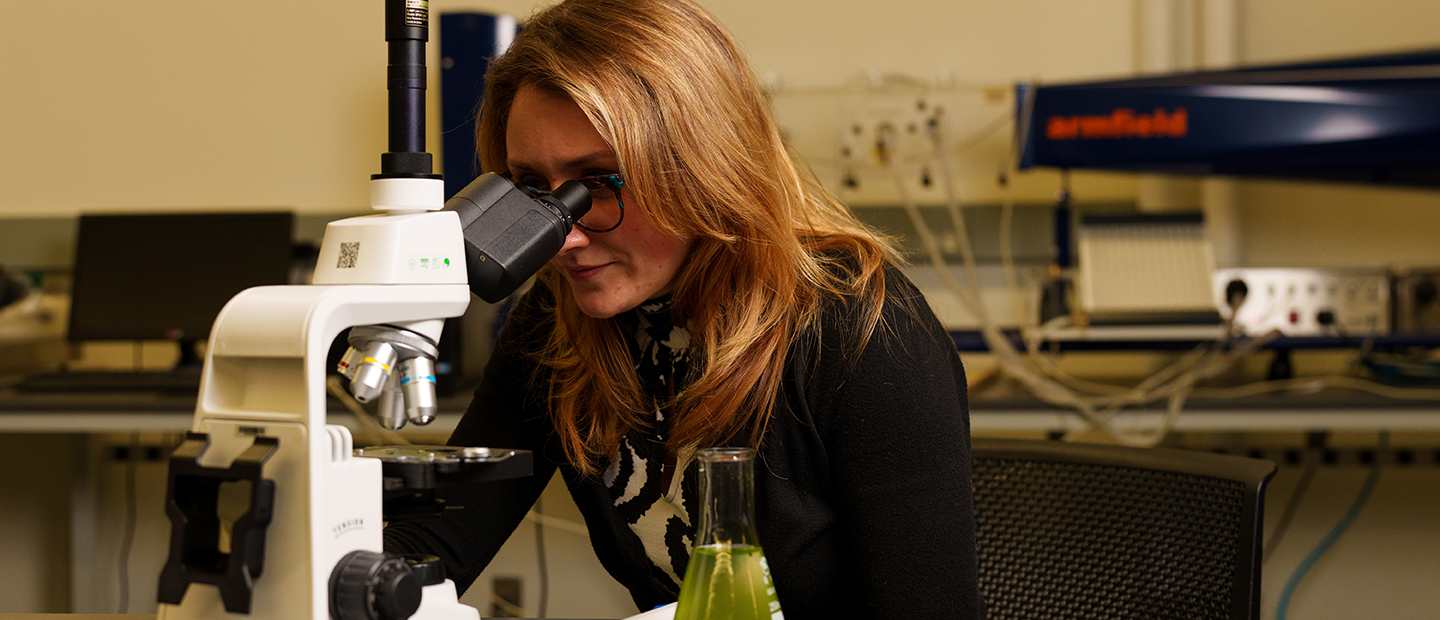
[509,173,626,233]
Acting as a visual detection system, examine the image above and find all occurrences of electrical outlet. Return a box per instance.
[836,95,948,202]
[1214,268,1389,337]
[774,79,1014,207]
[838,98,934,166]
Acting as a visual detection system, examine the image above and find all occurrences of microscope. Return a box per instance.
[154,2,589,619]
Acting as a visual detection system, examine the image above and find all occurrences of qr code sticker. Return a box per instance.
[337,242,360,269]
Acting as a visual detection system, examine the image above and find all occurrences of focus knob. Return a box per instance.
[330,550,423,620]
[402,554,446,587]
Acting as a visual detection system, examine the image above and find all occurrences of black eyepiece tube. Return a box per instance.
[443,174,593,303]
[380,0,433,177]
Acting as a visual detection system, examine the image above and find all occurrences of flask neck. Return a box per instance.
[695,447,760,547]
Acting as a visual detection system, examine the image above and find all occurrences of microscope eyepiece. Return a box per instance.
[543,179,593,221]
[444,173,593,303]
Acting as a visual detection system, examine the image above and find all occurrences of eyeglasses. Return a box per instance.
[511,173,626,233]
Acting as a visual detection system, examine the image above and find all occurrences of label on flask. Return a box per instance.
[674,544,784,620]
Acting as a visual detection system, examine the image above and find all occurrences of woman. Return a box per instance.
[384,0,983,617]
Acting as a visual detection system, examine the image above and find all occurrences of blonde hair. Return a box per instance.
[477,0,900,475]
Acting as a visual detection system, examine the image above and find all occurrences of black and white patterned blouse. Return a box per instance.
[387,266,983,618]
[602,297,698,590]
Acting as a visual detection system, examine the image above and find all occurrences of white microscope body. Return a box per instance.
[156,177,480,620]
[155,3,588,617]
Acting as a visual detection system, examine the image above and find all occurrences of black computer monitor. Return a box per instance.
[67,212,295,361]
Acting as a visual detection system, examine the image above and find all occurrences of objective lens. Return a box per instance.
[398,356,438,425]
[336,346,363,380]
[377,374,407,431]
[350,341,398,403]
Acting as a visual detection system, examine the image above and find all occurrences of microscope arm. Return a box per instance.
[158,1,589,617]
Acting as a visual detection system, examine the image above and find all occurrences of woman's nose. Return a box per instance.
[558,225,590,254]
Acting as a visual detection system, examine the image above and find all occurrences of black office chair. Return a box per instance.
[971,438,1276,620]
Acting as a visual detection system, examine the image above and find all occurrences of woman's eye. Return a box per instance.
[517,178,548,191]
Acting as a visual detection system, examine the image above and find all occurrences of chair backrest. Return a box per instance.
[971,438,1276,620]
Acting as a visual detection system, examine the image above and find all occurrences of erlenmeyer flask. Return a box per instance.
[674,447,785,620]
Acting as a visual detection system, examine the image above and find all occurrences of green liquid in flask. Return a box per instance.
[674,545,784,620]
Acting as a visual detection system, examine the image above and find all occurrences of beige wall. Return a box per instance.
[1,2,388,216]
[1243,0,1440,63]
[1234,0,1440,268]
[1243,181,1440,268]
[1,0,1139,217]
[5,0,1439,263]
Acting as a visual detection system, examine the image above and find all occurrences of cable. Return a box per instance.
[524,510,590,535]
[997,168,1024,317]
[882,91,1438,446]
[501,507,592,618]
[948,113,1013,156]
[1025,337,1213,398]
[484,587,532,618]
[1190,374,1440,401]
[1262,452,1320,564]
[535,495,549,618]
[1276,431,1388,620]
[857,78,1436,448]
[884,110,1255,447]
[1272,431,1324,566]
[117,433,140,613]
[1337,319,1379,376]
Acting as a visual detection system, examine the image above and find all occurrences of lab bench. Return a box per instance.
[2,386,1437,615]
[4,387,1439,434]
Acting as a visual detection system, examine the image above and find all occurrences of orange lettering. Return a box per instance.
[1170,108,1188,137]
[1043,107,1188,140]
[1046,116,1078,140]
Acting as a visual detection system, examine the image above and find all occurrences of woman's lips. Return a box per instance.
[566,263,608,281]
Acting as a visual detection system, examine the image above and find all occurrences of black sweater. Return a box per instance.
[385,266,984,619]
